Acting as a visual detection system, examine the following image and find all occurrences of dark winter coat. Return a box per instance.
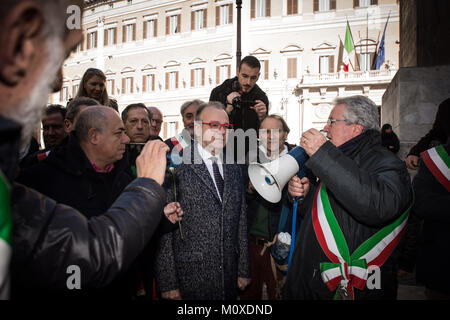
[154,144,250,300]
[381,131,400,154]
[209,77,269,131]
[285,130,412,300]
[0,116,165,299]
[413,140,450,295]
[17,131,133,219]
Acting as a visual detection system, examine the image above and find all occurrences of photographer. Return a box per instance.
[209,56,269,132]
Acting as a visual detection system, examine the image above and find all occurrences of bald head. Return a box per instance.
[148,106,163,138]
[76,105,129,168]
[75,106,112,142]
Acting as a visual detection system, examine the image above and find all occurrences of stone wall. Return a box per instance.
[400,0,450,68]
[382,64,450,160]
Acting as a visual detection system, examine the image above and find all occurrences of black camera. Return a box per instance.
[232,96,257,109]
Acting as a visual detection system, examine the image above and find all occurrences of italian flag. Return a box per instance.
[343,21,354,72]
[0,171,11,299]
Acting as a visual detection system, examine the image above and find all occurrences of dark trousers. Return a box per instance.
[240,235,286,300]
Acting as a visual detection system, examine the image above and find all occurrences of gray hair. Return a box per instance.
[334,95,380,131]
[180,99,205,117]
[75,106,109,142]
[195,101,226,121]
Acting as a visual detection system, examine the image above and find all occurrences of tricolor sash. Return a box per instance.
[168,132,191,168]
[312,183,412,300]
[170,133,189,151]
[421,145,450,192]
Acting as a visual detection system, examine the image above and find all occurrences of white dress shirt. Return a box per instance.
[196,143,224,200]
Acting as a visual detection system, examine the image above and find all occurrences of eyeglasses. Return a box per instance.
[201,122,234,130]
[326,118,347,126]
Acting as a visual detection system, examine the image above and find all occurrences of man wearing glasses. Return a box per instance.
[155,101,250,300]
[285,95,412,300]
[148,106,164,141]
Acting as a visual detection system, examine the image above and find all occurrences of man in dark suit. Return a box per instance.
[155,101,250,300]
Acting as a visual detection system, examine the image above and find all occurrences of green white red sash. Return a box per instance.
[170,132,189,151]
[421,145,450,192]
[312,183,412,300]
[0,170,12,299]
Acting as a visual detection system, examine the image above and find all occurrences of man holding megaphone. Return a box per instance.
[284,96,413,300]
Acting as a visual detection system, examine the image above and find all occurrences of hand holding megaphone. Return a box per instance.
[248,146,309,203]
[288,176,310,199]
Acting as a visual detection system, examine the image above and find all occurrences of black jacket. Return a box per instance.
[413,140,450,295]
[381,132,400,154]
[0,116,165,299]
[209,77,269,131]
[17,132,132,219]
[285,130,412,300]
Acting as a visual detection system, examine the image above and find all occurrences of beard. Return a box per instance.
[7,35,65,154]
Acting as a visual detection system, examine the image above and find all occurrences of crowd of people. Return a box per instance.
[0,0,448,301]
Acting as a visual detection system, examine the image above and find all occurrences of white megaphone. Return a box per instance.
[248,147,309,203]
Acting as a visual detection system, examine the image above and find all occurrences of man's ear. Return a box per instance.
[0,2,43,86]
[353,124,364,136]
[64,119,72,134]
[87,128,99,145]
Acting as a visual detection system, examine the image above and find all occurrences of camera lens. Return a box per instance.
[232,96,241,109]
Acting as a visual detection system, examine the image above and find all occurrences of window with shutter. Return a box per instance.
[257,0,264,17]
[145,20,156,39]
[287,57,297,78]
[264,60,269,80]
[107,79,114,95]
[203,9,207,28]
[216,6,220,26]
[319,56,330,74]
[216,66,220,84]
[287,0,298,15]
[219,5,230,25]
[72,84,79,97]
[192,9,205,30]
[318,0,330,12]
[166,16,170,35]
[143,75,147,92]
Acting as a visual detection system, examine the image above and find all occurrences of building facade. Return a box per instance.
[54,0,400,143]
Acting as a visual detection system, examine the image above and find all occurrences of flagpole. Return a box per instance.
[375,10,391,70]
[372,30,381,70]
[366,13,369,71]
[347,18,360,71]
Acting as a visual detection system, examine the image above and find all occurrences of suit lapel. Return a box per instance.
[188,144,222,204]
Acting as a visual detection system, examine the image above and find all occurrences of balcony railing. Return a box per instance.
[302,69,397,84]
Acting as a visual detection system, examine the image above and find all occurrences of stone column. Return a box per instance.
[382,0,450,161]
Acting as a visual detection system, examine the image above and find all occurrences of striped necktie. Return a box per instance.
[210,157,224,200]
